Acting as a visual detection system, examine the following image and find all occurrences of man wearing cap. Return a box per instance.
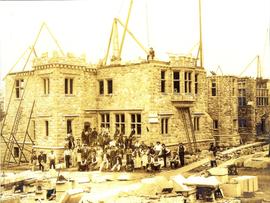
[48,150,56,169]
[38,151,45,171]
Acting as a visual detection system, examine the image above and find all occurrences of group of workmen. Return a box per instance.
[30,126,190,172]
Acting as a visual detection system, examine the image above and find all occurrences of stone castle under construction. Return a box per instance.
[0,0,269,165]
[1,50,269,164]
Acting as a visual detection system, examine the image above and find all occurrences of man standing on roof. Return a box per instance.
[147,47,155,61]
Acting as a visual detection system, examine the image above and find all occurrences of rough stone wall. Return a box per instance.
[238,77,256,142]
[1,57,215,163]
[96,61,213,148]
[207,76,240,146]
[1,62,97,162]
[255,79,270,135]
[238,78,270,141]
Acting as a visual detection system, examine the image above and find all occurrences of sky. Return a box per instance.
[0,0,270,90]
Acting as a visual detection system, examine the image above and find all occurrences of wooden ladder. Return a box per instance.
[179,108,193,153]
[187,108,198,152]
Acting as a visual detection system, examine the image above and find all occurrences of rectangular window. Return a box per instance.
[45,120,49,136]
[14,147,19,158]
[238,97,247,106]
[15,79,24,98]
[161,117,169,134]
[65,78,73,95]
[107,79,113,94]
[115,114,125,134]
[131,113,141,135]
[239,119,247,128]
[67,119,72,133]
[194,117,200,131]
[213,120,218,129]
[211,80,216,96]
[256,89,269,106]
[161,71,166,93]
[99,80,104,95]
[43,78,50,95]
[184,72,192,93]
[195,74,198,94]
[173,71,180,93]
[101,113,110,129]
[238,89,246,106]
[233,119,237,129]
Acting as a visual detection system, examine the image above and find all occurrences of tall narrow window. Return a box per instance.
[14,147,19,158]
[161,117,169,134]
[107,79,113,94]
[173,71,180,93]
[195,74,198,94]
[161,71,166,93]
[184,72,192,93]
[238,89,246,106]
[15,79,24,98]
[65,78,73,95]
[213,120,218,129]
[233,119,237,129]
[115,114,125,134]
[194,117,200,131]
[45,120,49,136]
[99,80,104,95]
[101,113,110,129]
[43,78,50,95]
[67,119,72,133]
[131,113,141,135]
[239,119,247,128]
[211,80,216,96]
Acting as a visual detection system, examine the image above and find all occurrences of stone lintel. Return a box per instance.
[36,115,52,117]
[63,114,80,117]
[193,112,205,116]
[85,108,144,112]
[171,102,195,108]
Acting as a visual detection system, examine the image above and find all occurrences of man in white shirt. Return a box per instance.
[154,141,163,155]
[48,150,56,169]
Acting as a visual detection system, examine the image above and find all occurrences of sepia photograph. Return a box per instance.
[0,0,269,202]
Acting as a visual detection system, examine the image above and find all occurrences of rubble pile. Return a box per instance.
[0,142,269,202]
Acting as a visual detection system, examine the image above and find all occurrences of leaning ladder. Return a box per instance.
[18,100,35,164]
[187,108,198,152]
[179,108,193,153]
[3,74,31,165]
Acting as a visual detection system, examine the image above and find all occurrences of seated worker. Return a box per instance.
[89,151,98,171]
[145,154,154,172]
[99,150,110,172]
[170,151,180,169]
[152,156,161,172]
[79,156,89,171]
[125,154,134,172]
[111,153,122,172]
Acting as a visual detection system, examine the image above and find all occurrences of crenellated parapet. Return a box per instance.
[32,51,96,72]
[169,55,197,68]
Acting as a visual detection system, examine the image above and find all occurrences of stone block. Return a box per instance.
[214,175,229,184]
[220,183,241,197]
[208,167,228,176]
[58,188,84,203]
